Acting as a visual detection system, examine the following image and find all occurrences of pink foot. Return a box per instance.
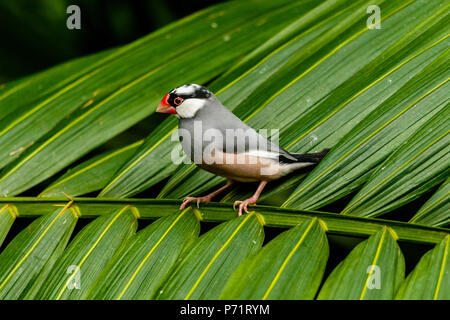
[180,196,212,210]
[233,197,257,216]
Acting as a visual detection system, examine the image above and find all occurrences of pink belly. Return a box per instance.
[198,152,283,182]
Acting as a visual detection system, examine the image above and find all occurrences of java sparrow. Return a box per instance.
[156,84,329,216]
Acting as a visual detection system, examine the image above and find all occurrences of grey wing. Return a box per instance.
[194,97,297,162]
[215,114,296,162]
[240,128,297,162]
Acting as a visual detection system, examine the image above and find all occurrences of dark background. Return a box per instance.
[0,0,223,83]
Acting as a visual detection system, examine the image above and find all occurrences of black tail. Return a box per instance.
[291,148,330,164]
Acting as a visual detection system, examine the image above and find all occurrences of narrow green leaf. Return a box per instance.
[40,140,143,197]
[212,0,347,91]
[317,228,405,300]
[0,205,17,247]
[410,178,450,227]
[210,0,359,108]
[342,108,450,217]
[0,45,133,171]
[0,204,78,299]
[35,206,138,300]
[86,209,200,300]
[99,117,179,198]
[157,163,220,200]
[220,218,328,299]
[283,50,449,210]
[157,213,264,300]
[395,235,449,300]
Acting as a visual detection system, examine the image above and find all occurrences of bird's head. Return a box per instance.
[156,84,213,119]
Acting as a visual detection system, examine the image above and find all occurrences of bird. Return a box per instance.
[156,84,329,216]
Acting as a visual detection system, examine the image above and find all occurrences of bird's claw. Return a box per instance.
[179,196,211,210]
[233,198,257,216]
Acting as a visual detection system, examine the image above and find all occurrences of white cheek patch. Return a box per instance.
[176,98,205,118]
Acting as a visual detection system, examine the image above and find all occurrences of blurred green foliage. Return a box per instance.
[0,0,222,82]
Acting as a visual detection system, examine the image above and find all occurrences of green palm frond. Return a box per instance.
[0,0,448,300]
[0,200,448,300]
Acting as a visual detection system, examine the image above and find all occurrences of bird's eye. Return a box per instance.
[174,97,183,106]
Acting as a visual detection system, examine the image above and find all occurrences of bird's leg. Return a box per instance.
[180,180,234,210]
[233,181,268,216]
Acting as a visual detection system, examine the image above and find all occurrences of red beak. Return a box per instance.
[156,94,177,114]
